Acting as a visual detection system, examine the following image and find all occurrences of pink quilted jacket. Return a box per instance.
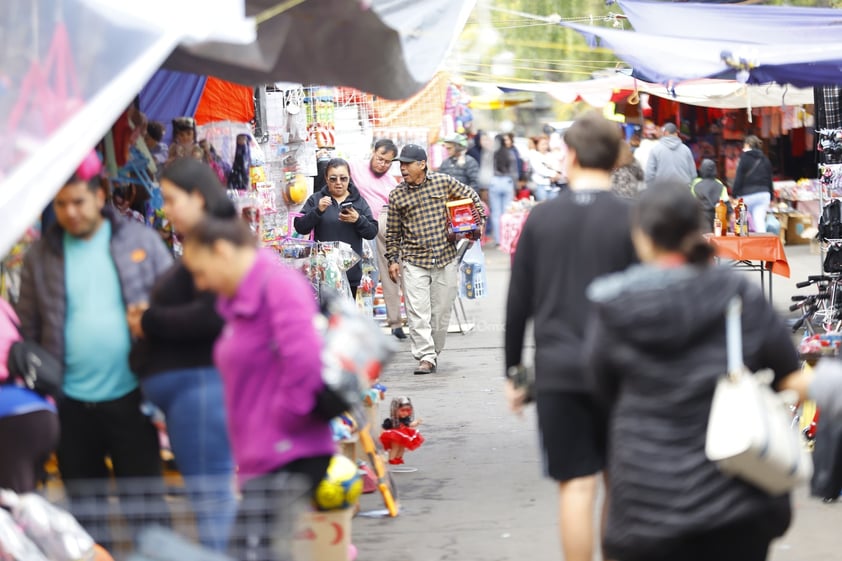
[0,299,22,382]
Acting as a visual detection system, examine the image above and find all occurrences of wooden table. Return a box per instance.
[705,233,790,303]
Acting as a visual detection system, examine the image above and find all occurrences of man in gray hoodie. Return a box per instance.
[645,122,697,190]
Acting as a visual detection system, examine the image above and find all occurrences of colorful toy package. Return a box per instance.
[446,199,479,233]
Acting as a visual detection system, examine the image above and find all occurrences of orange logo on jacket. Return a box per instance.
[131,249,147,263]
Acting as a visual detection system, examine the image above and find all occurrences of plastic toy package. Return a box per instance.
[309,242,360,302]
[318,291,396,423]
[0,490,95,561]
[0,508,50,561]
[799,333,842,359]
[458,242,487,300]
[446,199,480,234]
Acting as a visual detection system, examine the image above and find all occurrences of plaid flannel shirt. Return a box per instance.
[385,171,486,269]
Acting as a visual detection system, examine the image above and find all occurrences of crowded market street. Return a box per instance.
[352,244,842,561]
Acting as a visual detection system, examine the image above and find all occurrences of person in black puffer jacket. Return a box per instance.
[294,158,378,297]
[732,135,774,233]
[690,158,731,233]
[585,186,816,561]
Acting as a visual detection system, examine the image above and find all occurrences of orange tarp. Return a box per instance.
[194,77,254,126]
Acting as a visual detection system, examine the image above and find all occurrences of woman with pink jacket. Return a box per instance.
[0,299,60,492]
[181,217,335,561]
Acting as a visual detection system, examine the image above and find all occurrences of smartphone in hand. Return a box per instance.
[339,201,354,215]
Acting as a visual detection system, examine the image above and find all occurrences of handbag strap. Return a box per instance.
[745,157,763,180]
[725,296,743,376]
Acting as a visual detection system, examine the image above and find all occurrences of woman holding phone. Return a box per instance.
[294,157,378,297]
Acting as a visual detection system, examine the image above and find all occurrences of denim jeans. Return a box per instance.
[489,175,515,245]
[742,191,771,233]
[142,367,237,552]
[532,181,549,202]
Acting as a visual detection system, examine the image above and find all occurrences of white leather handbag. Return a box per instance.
[705,297,813,496]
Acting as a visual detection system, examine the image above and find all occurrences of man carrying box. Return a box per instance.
[385,144,486,375]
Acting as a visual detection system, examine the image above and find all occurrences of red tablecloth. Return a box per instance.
[705,233,790,278]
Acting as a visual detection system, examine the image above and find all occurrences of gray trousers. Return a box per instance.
[402,261,458,365]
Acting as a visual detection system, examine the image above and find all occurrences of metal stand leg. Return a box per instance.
[450,297,473,334]
[768,263,773,304]
[760,265,766,300]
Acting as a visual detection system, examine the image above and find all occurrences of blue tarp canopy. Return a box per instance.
[563,1,842,87]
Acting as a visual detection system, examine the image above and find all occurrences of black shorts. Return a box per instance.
[536,391,607,482]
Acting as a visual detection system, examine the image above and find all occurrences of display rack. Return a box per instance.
[816,129,842,273]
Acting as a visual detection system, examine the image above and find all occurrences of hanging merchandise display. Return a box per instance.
[307,87,337,149]
[816,129,842,273]
[444,82,473,137]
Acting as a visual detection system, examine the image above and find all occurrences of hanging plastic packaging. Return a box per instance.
[0,490,95,561]
[458,242,487,299]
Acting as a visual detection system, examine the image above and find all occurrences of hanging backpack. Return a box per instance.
[824,244,842,274]
[819,199,842,241]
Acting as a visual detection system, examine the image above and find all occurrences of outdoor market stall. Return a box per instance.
[705,233,790,304]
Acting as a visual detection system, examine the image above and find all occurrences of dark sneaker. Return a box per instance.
[414,360,436,375]
[391,327,408,340]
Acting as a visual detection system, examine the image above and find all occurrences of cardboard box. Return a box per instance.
[785,213,813,245]
[339,436,358,463]
[292,509,353,561]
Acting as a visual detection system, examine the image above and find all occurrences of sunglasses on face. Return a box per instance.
[328,176,350,183]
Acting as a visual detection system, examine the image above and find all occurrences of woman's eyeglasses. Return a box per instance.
[328,176,350,183]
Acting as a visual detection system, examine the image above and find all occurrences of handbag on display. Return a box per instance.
[705,296,813,495]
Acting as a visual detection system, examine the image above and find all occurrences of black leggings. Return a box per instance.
[0,410,60,493]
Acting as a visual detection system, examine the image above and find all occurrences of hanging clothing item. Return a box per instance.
[228,135,251,191]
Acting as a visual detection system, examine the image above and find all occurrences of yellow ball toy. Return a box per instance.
[314,455,363,511]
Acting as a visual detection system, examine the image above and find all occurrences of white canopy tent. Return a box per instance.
[474,76,813,110]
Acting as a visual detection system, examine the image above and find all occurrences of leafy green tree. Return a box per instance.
[453,0,620,84]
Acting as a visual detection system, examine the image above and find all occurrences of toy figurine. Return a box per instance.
[380,396,424,465]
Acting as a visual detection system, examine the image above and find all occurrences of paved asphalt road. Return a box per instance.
[352,240,842,561]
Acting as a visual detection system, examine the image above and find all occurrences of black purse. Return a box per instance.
[3,308,63,399]
[312,385,351,422]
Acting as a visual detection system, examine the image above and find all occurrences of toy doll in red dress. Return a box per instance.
[380,396,424,465]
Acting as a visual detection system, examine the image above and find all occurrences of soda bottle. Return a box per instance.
[739,198,749,236]
[715,199,728,236]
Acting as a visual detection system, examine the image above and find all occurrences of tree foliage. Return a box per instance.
[453,0,621,85]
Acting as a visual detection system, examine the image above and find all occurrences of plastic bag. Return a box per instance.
[459,242,487,299]
[316,289,396,421]
[311,242,360,302]
[360,239,376,277]
[0,508,50,561]
[0,490,95,561]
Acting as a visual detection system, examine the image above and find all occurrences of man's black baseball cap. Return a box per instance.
[393,144,428,163]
